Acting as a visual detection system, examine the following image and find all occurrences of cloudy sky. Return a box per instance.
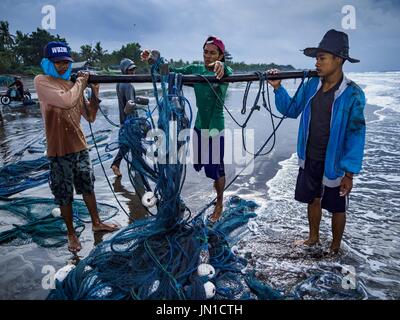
[1,0,399,71]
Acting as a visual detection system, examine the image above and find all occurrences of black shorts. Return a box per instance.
[295,158,348,213]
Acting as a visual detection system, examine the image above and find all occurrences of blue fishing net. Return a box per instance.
[48,196,266,300]
[0,130,113,197]
[47,59,282,300]
[0,197,118,247]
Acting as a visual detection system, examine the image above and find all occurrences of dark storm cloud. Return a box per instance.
[1,0,399,71]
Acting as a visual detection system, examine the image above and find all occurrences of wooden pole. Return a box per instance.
[88,70,319,84]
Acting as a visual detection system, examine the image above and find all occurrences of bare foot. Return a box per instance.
[323,247,340,257]
[328,246,340,255]
[92,222,120,232]
[294,239,321,247]
[67,234,82,253]
[112,165,122,177]
[209,204,223,223]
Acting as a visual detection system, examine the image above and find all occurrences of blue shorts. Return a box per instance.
[192,127,225,181]
[295,158,348,213]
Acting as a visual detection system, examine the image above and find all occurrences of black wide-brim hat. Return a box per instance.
[303,29,360,63]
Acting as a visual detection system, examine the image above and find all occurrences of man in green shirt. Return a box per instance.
[141,36,232,222]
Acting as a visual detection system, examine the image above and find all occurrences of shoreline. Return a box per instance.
[263,101,382,198]
[0,74,395,299]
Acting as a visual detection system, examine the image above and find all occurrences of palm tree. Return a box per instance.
[93,42,108,67]
[93,42,107,59]
[80,44,94,64]
[0,21,15,50]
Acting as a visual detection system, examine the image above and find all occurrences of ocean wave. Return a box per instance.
[348,72,400,121]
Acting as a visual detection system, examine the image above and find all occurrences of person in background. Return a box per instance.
[8,76,24,100]
[111,58,137,177]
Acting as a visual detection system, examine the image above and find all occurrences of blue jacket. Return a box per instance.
[274,75,366,187]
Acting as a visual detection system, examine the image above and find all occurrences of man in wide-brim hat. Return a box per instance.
[268,29,366,255]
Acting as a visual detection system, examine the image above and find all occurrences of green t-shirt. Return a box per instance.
[171,64,233,133]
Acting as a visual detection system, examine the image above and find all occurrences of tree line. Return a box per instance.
[0,20,294,75]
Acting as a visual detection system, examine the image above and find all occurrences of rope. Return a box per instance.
[85,85,131,219]
[193,71,310,215]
